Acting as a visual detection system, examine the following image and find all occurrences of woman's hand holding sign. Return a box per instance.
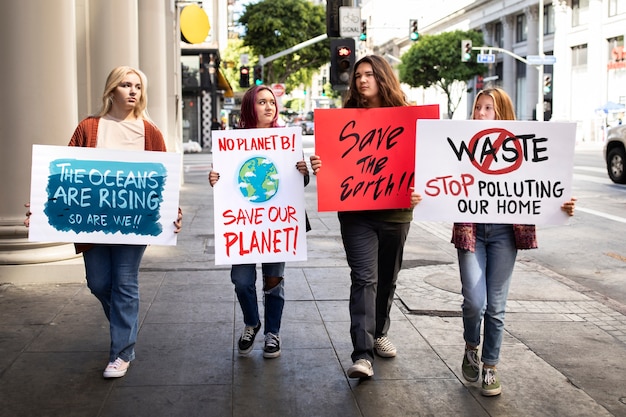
[561,197,576,216]
[409,189,422,210]
[310,155,321,175]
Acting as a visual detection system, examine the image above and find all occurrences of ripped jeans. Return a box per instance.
[230,263,285,335]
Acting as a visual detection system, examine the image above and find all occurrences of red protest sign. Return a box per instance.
[313,105,439,212]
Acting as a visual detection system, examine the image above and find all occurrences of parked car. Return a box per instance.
[182,140,202,154]
[604,124,626,183]
[301,121,314,135]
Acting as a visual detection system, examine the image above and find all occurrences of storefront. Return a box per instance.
[181,48,233,150]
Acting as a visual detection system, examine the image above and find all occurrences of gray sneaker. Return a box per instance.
[347,359,373,378]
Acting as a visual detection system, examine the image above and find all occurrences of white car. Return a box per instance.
[183,140,202,154]
[604,124,626,183]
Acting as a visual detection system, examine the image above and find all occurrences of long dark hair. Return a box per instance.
[344,55,407,108]
[238,85,279,128]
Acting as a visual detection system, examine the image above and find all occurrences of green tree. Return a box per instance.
[238,0,329,91]
[399,30,486,119]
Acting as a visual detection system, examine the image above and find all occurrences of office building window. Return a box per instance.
[607,36,624,62]
[544,3,555,34]
[571,44,588,67]
[609,0,626,16]
[516,13,527,43]
[494,22,503,48]
[572,0,589,26]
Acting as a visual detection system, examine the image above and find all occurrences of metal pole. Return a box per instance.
[536,0,545,121]
[259,34,328,65]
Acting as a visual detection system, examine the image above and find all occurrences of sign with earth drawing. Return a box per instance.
[28,145,182,245]
[212,126,307,264]
[413,120,576,225]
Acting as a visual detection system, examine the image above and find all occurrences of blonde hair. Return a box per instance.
[471,88,516,121]
[95,66,150,119]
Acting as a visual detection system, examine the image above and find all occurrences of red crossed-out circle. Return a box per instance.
[468,128,523,175]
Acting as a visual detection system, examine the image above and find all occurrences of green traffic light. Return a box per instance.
[359,33,367,41]
[410,32,419,41]
[255,79,262,86]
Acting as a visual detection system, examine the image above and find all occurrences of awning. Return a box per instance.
[217,70,234,98]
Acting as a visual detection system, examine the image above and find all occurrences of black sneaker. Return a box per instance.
[238,322,261,355]
[263,332,281,358]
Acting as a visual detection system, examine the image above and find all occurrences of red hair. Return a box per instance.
[238,85,279,128]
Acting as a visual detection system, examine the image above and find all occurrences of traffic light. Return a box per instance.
[409,19,419,42]
[359,20,367,41]
[239,66,250,88]
[543,74,552,94]
[330,38,355,90]
[253,65,263,86]
[461,39,472,62]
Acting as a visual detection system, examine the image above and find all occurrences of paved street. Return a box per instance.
[1,149,625,416]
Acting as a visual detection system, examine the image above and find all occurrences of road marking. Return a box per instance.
[577,207,626,223]
[574,166,605,174]
[572,173,612,185]
[183,164,211,173]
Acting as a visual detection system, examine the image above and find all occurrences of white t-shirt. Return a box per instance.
[96,114,145,151]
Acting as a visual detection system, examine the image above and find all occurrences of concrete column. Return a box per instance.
[138,0,171,150]
[501,15,516,98]
[551,0,571,122]
[166,3,183,154]
[0,0,79,266]
[88,0,139,113]
[525,5,540,120]
[586,0,605,120]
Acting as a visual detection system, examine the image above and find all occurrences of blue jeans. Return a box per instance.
[457,223,517,366]
[83,244,146,363]
[231,263,285,335]
[339,212,410,363]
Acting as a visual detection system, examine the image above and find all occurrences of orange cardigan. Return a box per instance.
[69,116,167,151]
[69,116,167,253]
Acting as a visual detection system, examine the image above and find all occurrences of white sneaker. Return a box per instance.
[347,359,373,378]
[374,336,397,358]
[103,357,129,378]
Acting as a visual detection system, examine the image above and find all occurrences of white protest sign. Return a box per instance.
[28,145,182,245]
[413,120,576,225]
[212,126,307,265]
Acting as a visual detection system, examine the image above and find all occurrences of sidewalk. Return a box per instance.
[1,152,625,417]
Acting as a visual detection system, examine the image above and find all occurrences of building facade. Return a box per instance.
[0,0,228,276]
[361,0,626,141]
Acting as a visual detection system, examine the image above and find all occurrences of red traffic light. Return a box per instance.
[337,46,352,57]
[330,38,355,90]
[240,67,249,75]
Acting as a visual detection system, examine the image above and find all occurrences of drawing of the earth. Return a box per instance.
[238,157,279,203]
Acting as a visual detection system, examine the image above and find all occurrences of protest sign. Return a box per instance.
[212,126,307,265]
[413,120,576,225]
[313,105,439,211]
[28,145,182,245]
